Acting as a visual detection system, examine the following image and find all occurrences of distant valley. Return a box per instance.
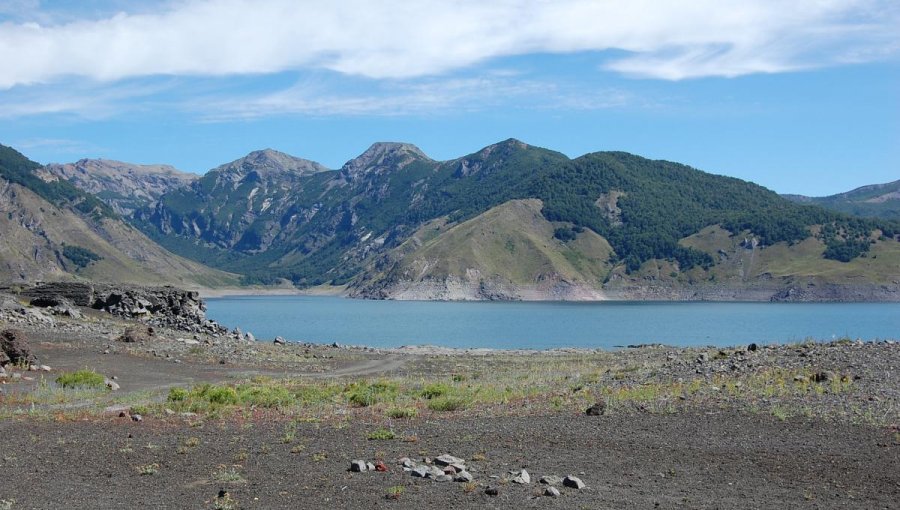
[2,140,899,301]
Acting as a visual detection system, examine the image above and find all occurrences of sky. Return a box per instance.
[0,1,898,196]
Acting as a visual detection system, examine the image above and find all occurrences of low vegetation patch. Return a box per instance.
[55,369,106,389]
[367,427,397,440]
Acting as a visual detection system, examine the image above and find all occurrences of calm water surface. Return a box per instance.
[205,296,900,350]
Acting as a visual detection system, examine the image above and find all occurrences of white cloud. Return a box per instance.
[0,0,897,89]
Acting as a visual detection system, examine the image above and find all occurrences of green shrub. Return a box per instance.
[168,387,188,402]
[345,380,399,407]
[386,406,418,419]
[367,428,397,440]
[420,382,451,399]
[56,369,106,389]
[62,245,102,268]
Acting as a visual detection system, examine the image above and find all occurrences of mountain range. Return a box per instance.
[783,180,900,221]
[0,145,237,288]
[2,140,898,301]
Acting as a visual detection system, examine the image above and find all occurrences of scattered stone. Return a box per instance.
[793,375,808,383]
[540,475,563,486]
[104,378,120,391]
[434,474,453,482]
[813,371,835,383]
[443,466,457,475]
[246,333,255,343]
[0,350,9,367]
[748,343,758,352]
[454,471,473,483]
[118,326,153,343]
[585,401,606,416]
[366,462,376,472]
[563,476,585,489]
[485,487,499,497]
[544,487,561,497]
[411,466,430,478]
[697,352,708,363]
[131,414,143,422]
[398,457,415,468]
[350,460,368,472]
[273,336,286,345]
[426,466,445,479]
[511,469,531,484]
[435,454,465,467]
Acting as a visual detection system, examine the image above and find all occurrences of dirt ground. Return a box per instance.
[1,312,898,509]
[1,411,897,509]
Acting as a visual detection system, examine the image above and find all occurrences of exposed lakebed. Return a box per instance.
[206,296,900,349]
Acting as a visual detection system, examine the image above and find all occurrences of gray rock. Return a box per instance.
[273,336,286,345]
[435,454,465,467]
[563,475,585,489]
[813,371,835,383]
[399,457,416,468]
[539,475,563,485]
[485,487,499,497]
[511,469,531,484]
[104,378,120,391]
[426,466,445,479]
[366,462,376,472]
[411,466,430,478]
[697,352,709,363]
[131,414,143,422]
[544,487,561,497]
[454,470,473,483]
[118,326,153,343]
[434,474,453,482]
[350,460,368,472]
[246,333,256,343]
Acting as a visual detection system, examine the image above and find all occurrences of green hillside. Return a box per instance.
[0,144,239,288]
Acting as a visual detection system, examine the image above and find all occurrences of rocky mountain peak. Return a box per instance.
[340,142,432,178]
[217,149,329,179]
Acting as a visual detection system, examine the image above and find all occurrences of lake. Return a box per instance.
[204,296,900,350]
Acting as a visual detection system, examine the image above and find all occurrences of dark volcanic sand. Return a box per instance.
[1,411,897,509]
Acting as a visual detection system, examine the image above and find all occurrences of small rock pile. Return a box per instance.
[349,453,588,498]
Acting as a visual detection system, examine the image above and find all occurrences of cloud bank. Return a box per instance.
[1,0,898,89]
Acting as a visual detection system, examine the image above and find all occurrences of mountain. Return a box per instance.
[39,159,198,215]
[784,179,900,220]
[0,144,238,288]
[136,139,900,300]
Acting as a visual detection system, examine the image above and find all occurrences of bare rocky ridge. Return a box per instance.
[40,159,198,215]
[0,177,237,286]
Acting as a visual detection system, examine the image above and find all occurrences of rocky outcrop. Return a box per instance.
[0,328,35,366]
[20,282,226,333]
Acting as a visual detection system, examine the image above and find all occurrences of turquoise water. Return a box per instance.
[205,296,900,350]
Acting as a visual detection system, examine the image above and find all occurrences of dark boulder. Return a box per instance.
[585,401,607,416]
[1,329,36,365]
[117,326,154,343]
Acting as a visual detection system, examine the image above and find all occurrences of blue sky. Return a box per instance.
[0,1,898,196]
